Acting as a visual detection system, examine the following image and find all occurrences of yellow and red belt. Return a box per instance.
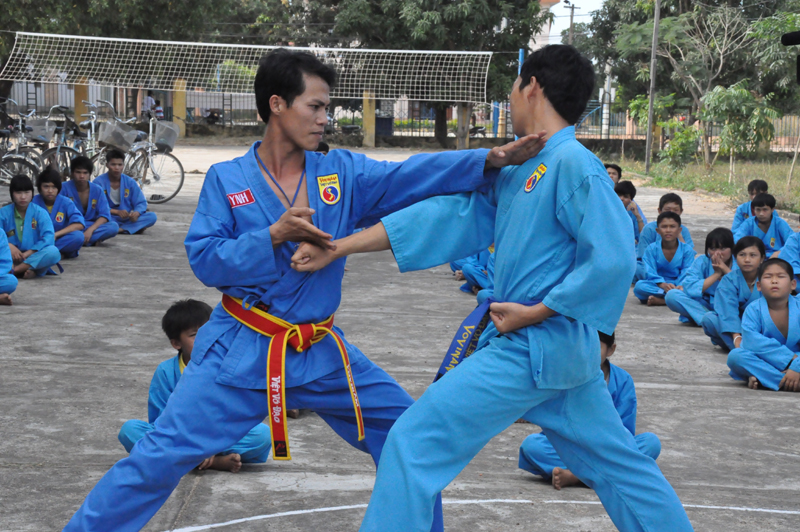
[221,294,364,460]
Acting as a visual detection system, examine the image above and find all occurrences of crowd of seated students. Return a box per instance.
[0,150,158,305]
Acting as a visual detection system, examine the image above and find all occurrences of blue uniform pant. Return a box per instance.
[0,273,17,294]
[63,339,444,532]
[85,221,119,245]
[700,313,735,351]
[359,336,693,532]
[115,211,157,234]
[518,431,661,478]
[56,231,84,258]
[23,245,61,276]
[727,348,783,390]
[633,260,648,282]
[633,280,670,302]
[665,289,712,325]
[118,419,272,463]
[450,258,468,273]
[460,264,489,293]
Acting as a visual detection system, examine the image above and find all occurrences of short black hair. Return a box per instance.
[105,149,126,163]
[751,193,776,210]
[254,48,337,125]
[9,174,33,199]
[659,193,683,211]
[316,141,330,154]
[161,299,213,341]
[71,155,93,174]
[518,45,595,125]
[733,236,766,258]
[705,227,734,256]
[36,165,62,193]
[598,330,615,348]
[614,180,636,200]
[605,163,622,177]
[657,211,681,226]
[758,257,794,280]
[747,179,768,194]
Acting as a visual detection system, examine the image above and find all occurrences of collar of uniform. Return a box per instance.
[536,125,576,158]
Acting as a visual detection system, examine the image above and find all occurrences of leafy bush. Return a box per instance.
[658,118,701,169]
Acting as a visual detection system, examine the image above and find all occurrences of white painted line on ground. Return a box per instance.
[167,498,800,531]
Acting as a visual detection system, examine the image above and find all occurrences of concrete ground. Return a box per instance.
[1,144,799,532]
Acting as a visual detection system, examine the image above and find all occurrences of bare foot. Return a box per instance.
[210,453,242,472]
[748,376,760,390]
[22,270,36,279]
[454,270,465,281]
[287,409,301,419]
[552,467,583,490]
[0,294,12,305]
[647,296,666,306]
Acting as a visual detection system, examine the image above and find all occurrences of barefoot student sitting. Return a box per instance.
[0,229,17,305]
[634,211,695,306]
[727,258,800,391]
[60,156,119,246]
[701,237,765,351]
[0,175,61,279]
[518,331,661,489]
[634,193,692,281]
[118,299,272,471]
[31,166,86,259]
[93,149,158,234]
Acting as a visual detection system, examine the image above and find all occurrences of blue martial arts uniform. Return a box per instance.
[701,267,761,351]
[118,354,271,463]
[0,230,18,295]
[731,201,752,233]
[634,221,693,281]
[728,297,800,390]
[633,240,695,302]
[31,194,86,258]
[94,173,157,234]
[64,142,501,532]
[628,208,641,243]
[777,231,800,282]
[665,254,727,325]
[460,249,494,294]
[475,252,496,304]
[60,180,119,245]
[0,203,61,276]
[362,126,692,532]
[519,362,661,478]
[733,213,793,257]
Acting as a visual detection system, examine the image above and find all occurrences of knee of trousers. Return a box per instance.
[726,348,747,370]
[663,289,684,308]
[636,432,662,460]
[58,231,85,252]
[118,420,153,453]
[0,274,18,294]
[33,246,62,269]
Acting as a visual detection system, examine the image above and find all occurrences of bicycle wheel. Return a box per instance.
[0,155,39,185]
[15,146,45,171]
[41,146,81,180]
[143,151,184,203]
[90,150,107,180]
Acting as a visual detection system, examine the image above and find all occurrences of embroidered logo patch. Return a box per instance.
[91,199,97,208]
[124,188,130,198]
[31,219,37,230]
[318,174,341,205]
[770,237,776,248]
[227,189,256,208]
[55,212,64,223]
[524,164,548,193]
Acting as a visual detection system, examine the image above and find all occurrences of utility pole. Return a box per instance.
[564,1,580,45]
[645,0,661,175]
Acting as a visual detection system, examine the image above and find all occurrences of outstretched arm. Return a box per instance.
[291,222,390,272]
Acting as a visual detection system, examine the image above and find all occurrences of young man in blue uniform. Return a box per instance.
[94,149,158,235]
[32,166,86,259]
[731,179,768,233]
[60,157,119,246]
[62,49,545,531]
[733,193,793,258]
[293,44,693,532]
[0,229,17,305]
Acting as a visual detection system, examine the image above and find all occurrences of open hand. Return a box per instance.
[83,229,94,245]
[711,252,731,276]
[779,368,800,392]
[291,241,339,272]
[486,131,547,168]
[270,207,335,250]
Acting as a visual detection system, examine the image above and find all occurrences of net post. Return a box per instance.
[173,78,187,137]
[74,78,90,122]
[362,91,376,148]
[456,103,471,150]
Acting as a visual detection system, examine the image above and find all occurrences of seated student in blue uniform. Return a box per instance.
[60,156,119,246]
[94,149,158,235]
[518,330,661,490]
[31,166,86,259]
[606,164,646,224]
[701,237,765,351]
[727,258,800,392]
[733,193,793,258]
[460,248,495,295]
[635,193,693,281]
[665,228,734,325]
[450,248,490,280]
[0,230,17,305]
[774,230,800,282]
[0,175,61,280]
[634,211,696,305]
[119,299,271,471]
[614,180,645,244]
[732,179,768,233]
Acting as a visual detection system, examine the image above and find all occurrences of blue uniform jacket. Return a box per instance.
[641,240,695,285]
[683,254,726,305]
[637,222,693,260]
[741,296,800,373]
[60,180,112,223]
[733,214,793,257]
[185,143,499,389]
[628,209,641,243]
[778,231,800,280]
[31,194,86,232]
[148,355,185,423]
[713,267,761,334]
[382,126,635,389]
[731,201,752,233]
[0,203,55,251]
[0,230,12,274]
[607,363,637,435]
[94,173,149,214]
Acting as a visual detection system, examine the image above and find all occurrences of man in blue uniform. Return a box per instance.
[293,44,693,532]
[62,49,544,531]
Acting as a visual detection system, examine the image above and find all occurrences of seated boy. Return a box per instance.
[727,258,800,391]
[460,248,494,295]
[60,156,119,246]
[519,331,661,489]
[606,164,647,223]
[614,180,645,243]
[635,193,693,281]
[0,175,61,279]
[775,230,800,282]
[31,166,86,259]
[0,230,17,305]
[633,211,696,305]
[701,237,765,351]
[733,193,793,257]
[118,299,272,470]
[731,179,768,233]
[665,228,734,326]
[93,149,158,235]
[450,247,490,281]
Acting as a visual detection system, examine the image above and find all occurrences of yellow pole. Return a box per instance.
[74,77,90,123]
[173,78,187,137]
[362,91,375,148]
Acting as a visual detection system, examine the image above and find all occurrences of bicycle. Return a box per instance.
[0,99,48,170]
[40,105,85,179]
[123,114,184,204]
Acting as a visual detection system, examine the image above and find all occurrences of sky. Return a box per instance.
[543,0,606,45]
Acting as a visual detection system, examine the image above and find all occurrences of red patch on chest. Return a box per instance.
[227,189,256,208]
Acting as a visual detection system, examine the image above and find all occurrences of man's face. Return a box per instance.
[509,76,538,138]
[659,202,682,216]
[275,74,330,152]
[617,194,632,208]
[657,219,681,242]
[607,168,620,183]
[758,264,795,300]
[106,158,124,178]
[170,327,200,360]
[12,189,32,209]
[71,168,90,183]
[754,205,773,223]
[40,182,59,203]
